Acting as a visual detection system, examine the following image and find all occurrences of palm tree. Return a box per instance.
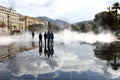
[112,2,120,22]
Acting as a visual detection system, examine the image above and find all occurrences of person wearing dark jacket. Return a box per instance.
[32,31,35,39]
[39,33,42,44]
[50,31,54,42]
[47,31,51,46]
[44,32,47,44]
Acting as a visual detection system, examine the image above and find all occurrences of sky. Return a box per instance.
[0,0,119,23]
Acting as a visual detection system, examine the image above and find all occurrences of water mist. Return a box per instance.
[55,29,118,44]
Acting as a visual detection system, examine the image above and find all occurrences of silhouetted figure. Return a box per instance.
[47,31,51,47]
[50,31,54,42]
[39,43,42,56]
[32,31,35,39]
[44,32,47,45]
[39,33,42,45]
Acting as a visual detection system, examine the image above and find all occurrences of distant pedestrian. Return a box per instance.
[44,32,47,44]
[32,31,35,39]
[50,31,54,42]
[39,33,42,44]
[47,31,51,46]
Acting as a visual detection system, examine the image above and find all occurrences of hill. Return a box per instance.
[37,16,70,28]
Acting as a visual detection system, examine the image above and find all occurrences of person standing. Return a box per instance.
[47,31,51,46]
[32,31,35,39]
[39,33,42,44]
[50,31,54,42]
[44,32,47,44]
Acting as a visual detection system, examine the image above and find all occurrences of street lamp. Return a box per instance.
[7,8,12,34]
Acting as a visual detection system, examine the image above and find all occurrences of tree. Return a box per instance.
[92,24,98,33]
[112,2,120,22]
[0,21,6,35]
[13,25,17,30]
[10,25,17,31]
[28,24,46,31]
[47,22,60,31]
[80,23,86,32]
[94,11,116,31]
[71,24,79,31]
[0,21,6,28]
[94,2,120,32]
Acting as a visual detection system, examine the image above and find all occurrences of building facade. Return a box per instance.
[19,14,25,31]
[0,5,20,31]
[24,16,47,30]
[0,5,48,34]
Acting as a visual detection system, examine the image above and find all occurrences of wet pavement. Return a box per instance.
[0,40,120,80]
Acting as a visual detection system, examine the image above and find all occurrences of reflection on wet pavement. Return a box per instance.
[0,41,120,80]
[94,41,120,71]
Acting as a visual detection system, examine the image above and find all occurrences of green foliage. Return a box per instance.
[0,21,6,28]
[11,25,17,30]
[94,2,120,32]
[13,25,17,29]
[112,2,120,13]
[112,2,120,23]
[71,22,94,32]
[71,2,120,33]
[47,22,60,31]
[80,23,86,32]
[28,24,45,31]
[0,21,7,34]
[91,24,98,33]
[71,24,79,31]
[94,11,116,30]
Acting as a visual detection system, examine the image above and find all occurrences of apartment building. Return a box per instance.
[24,16,47,30]
[0,5,20,31]
[0,5,47,34]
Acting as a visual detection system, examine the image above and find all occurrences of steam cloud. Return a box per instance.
[55,29,118,44]
[0,29,118,45]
